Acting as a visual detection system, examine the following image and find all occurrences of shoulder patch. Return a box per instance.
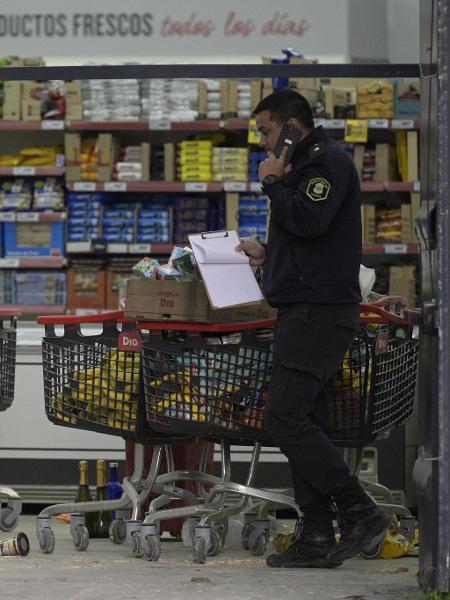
[305,177,331,202]
[309,143,325,159]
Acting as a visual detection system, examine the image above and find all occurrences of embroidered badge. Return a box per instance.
[306,177,331,202]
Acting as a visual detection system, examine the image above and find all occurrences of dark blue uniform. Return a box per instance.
[262,126,362,510]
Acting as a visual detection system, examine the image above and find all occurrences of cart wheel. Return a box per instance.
[212,519,228,546]
[241,522,254,550]
[193,537,207,564]
[72,525,89,552]
[360,540,383,560]
[130,531,141,558]
[38,527,55,554]
[109,519,127,544]
[248,528,268,556]
[142,534,161,562]
[207,529,223,557]
[0,507,18,532]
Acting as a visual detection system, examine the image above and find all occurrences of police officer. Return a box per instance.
[237,89,390,568]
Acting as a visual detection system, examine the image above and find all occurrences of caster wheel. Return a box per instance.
[241,522,254,550]
[193,536,207,564]
[207,529,223,557]
[131,531,141,558]
[248,528,268,556]
[109,519,127,544]
[38,528,55,554]
[213,518,228,545]
[142,534,161,562]
[0,508,17,532]
[72,525,89,552]
[360,540,383,559]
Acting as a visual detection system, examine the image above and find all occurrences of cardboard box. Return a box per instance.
[407,131,419,182]
[228,81,238,117]
[220,80,229,117]
[97,133,117,181]
[3,222,64,257]
[363,204,376,244]
[68,269,106,310]
[394,79,420,118]
[65,81,83,120]
[250,80,262,111]
[401,203,413,243]
[289,56,321,92]
[3,82,22,120]
[374,144,398,182]
[164,143,176,182]
[141,142,150,182]
[124,278,277,323]
[410,192,421,241]
[65,133,82,180]
[106,270,130,309]
[389,265,416,308]
[324,87,356,119]
[21,81,43,121]
[198,81,208,118]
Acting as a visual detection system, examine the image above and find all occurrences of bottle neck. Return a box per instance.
[97,460,107,488]
[79,461,88,487]
[109,463,118,482]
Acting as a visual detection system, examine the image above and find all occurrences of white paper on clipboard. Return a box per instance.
[188,230,264,309]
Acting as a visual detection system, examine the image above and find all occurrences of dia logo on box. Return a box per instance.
[118,330,143,352]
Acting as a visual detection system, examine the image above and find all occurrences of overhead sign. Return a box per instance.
[0,0,349,57]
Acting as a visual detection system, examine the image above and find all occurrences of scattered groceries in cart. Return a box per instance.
[132,245,199,281]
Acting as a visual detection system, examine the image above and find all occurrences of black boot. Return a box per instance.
[266,506,342,568]
[327,476,390,562]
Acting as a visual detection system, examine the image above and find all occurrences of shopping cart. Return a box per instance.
[137,297,419,563]
[35,311,218,555]
[0,309,23,532]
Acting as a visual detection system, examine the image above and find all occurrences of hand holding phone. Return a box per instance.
[273,123,302,164]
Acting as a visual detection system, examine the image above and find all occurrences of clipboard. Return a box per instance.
[188,230,264,309]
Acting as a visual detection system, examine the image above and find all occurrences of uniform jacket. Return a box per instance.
[262,126,362,307]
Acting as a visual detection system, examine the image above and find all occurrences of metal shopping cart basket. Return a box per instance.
[36,310,208,555]
[0,309,23,532]
[138,298,419,563]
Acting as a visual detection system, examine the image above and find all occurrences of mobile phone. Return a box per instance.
[273,123,302,164]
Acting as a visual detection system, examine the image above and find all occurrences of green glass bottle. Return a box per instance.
[94,459,112,538]
[74,460,96,537]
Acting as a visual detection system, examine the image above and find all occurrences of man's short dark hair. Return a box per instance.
[253,88,315,130]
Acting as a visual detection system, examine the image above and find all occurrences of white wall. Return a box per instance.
[387,0,420,62]
[348,0,389,62]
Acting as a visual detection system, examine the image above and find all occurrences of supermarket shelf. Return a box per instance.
[66,180,419,194]
[1,304,66,315]
[66,241,172,254]
[66,181,224,193]
[0,257,66,268]
[0,167,65,177]
[0,212,66,223]
[363,243,419,255]
[0,118,421,132]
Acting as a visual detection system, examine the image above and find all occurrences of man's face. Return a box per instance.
[255,110,282,154]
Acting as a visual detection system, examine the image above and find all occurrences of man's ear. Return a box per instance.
[287,117,302,129]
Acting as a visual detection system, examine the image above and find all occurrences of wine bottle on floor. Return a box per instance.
[74,460,96,537]
[94,459,112,538]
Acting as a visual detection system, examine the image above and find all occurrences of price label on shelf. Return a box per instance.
[104,181,127,192]
[368,119,389,129]
[249,182,262,192]
[0,258,20,268]
[391,119,415,129]
[41,120,64,130]
[106,243,126,254]
[129,244,151,254]
[149,119,171,130]
[17,212,39,222]
[73,181,96,192]
[13,166,36,176]
[413,181,421,192]
[344,119,368,143]
[224,182,246,192]
[323,119,345,129]
[0,212,16,222]
[384,244,408,254]
[247,118,261,144]
[313,118,326,128]
[185,182,208,192]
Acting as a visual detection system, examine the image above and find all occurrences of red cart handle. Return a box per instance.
[37,310,125,325]
[359,303,410,325]
[137,318,277,333]
[0,308,21,318]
